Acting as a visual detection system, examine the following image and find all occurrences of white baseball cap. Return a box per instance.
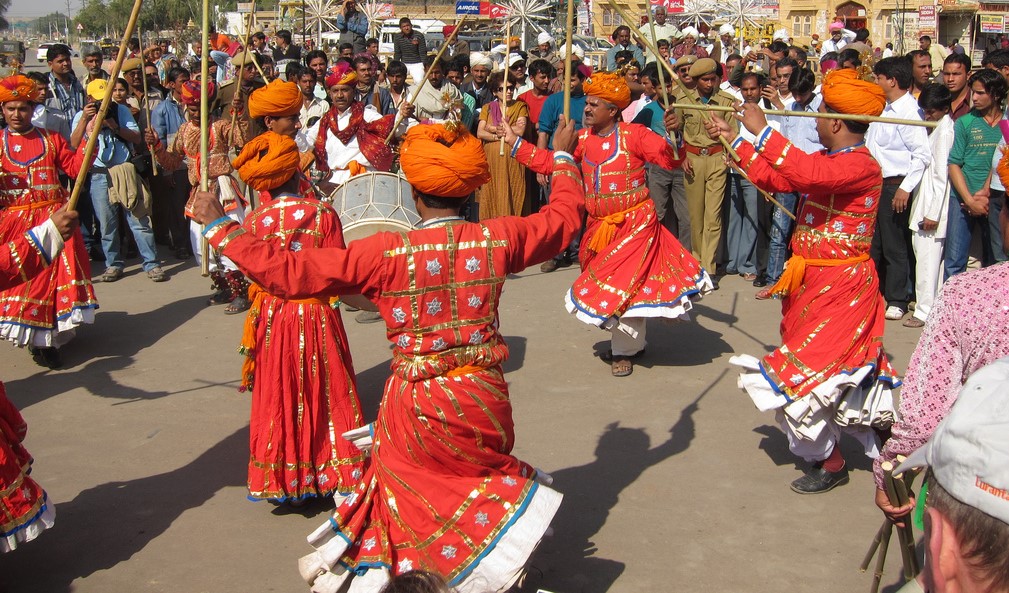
[894,357,1009,525]
[507,52,526,67]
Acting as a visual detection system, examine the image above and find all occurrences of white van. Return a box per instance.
[378,18,447,55]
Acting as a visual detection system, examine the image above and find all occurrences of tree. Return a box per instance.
[0,0,10,31]
[74,0,237,40]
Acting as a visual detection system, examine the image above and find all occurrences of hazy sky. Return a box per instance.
[9,0,82,20]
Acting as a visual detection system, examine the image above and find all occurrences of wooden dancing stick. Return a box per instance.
[199,0,211,276]
[139,24,157,176]
[66,0,145,212]
[384,16,469,143]
[561,0,573,120]
[603,0,739,162]
[230,1,265,145]
[499,1,510,156]
[668,102,940,129]
[646,6,677,161]
[860,520,890,573]
[882,461,920,580]
[870,522,893,593]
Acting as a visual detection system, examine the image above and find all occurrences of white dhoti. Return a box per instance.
[910,229,945,322]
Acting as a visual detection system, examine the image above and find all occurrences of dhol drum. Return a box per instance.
[330,172,421,242]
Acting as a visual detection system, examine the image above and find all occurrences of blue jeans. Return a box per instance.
[944,193,1003,279]
[725,173,759,275]
[210,50,230,83]
[90,171,160,271]
[762,192,798,283]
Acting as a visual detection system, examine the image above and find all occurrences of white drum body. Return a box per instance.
[330,172,420,242]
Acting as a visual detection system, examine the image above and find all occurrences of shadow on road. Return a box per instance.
[5,295,211,410]
[521,382,710,593]
[589,314,732,370]
[0,427,247,593]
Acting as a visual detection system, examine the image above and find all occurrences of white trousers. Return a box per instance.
[911,230,945,322]
[191,208,245,274]
[610,317,647,356]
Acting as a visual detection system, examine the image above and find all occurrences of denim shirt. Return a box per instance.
[71,103,139,168]
[151,95,186,146]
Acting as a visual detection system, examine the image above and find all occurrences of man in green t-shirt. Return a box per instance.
[945,69,1009,278]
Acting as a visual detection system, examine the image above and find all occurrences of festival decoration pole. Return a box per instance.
[499,1,511,156]
[139,22,157,176]
[199,0,211,276]
[561,0,573,121]
[668,102,940,128]
[384,15,468,143]
[66,0,145,212]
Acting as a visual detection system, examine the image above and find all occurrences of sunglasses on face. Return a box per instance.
[495,85,517,91]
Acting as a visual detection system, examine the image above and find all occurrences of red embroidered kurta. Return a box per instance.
[515,122,710,326]
[0,127,97,348]
[205,156,585,592]
[240,194,365,502]
[1,227,72,551]
[154,118,247,212]
[733,127,898,401]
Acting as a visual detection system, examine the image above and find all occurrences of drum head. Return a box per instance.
[331,172,420,242]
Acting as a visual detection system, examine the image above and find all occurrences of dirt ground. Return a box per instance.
[0,250,928,593]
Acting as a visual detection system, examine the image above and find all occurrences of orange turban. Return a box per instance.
[325,61,357,88]
[583,71,631,109]
[0,75,41,104]
[399,124,490,198]
[179,79,217,106]
[820,68,886,117]
[998,145,1009,193]
[248,79,303,118]
[232,131,301,191]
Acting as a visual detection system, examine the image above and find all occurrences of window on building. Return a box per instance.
[879,10,895,41]
[791,12,813,37]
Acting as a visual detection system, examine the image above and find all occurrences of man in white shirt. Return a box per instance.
[641,6,679,57]
[906,83,955,328]
[866,57,932,321]
[821,22,855,54]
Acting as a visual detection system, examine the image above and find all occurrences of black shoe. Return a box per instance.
[175,247,193,261]
[540,259,560,273]
[789,467,849,494]
[752,277,768,288]
[355,310,383,324]
[29,346,61,369]
[556,254,574,268]
[710,278,720,291]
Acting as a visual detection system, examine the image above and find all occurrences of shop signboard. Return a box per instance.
[980,13,1006,33]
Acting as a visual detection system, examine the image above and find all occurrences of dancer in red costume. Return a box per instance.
[191,120,583,592]
[708,68,900,494]
[1,207,84,550]
[0,75,98,368]
[510,70,712,377]
[234,81,366,504]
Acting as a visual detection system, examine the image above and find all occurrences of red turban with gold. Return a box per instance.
[399,124,490,198]
[0,75,42,104]
[582,71,631,109]
[248,79,303,118]
[820,68,886,117]
[232,131,301,191]
[325,62,357,88]
[179,80,217,106]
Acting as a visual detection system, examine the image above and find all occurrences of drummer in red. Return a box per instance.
[507,70,712,377]
[232,81,367,505]
[189,120,584,592]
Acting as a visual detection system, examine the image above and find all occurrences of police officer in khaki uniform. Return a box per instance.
[213,52,266,144]
[674,57,737,288]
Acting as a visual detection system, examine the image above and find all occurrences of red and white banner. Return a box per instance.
[486,3,509,18]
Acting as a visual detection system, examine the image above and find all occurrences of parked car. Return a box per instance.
[572,35,613,53]
[37,42,79,63]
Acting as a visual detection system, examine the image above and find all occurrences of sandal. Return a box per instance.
[755,287,774,300]
[902,317,926,328]
[611,356,633,377]
[225,295,251,315]
[599,348,645,363]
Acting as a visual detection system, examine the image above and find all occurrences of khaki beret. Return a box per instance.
[687,57,717,78]
[121,57,143,72]
[672,54,697,69]
[232,52,259,67]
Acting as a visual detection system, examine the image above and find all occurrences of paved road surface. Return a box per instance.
[0,249,925,593]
